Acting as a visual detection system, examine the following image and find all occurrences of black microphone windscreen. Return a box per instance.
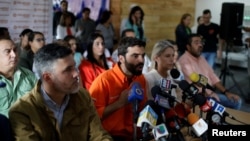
[193,94,206,106]
[178,80,190,91]
[151,85,162,99]
[170,68,180,79]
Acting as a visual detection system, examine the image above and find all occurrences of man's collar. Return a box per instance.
[185,51,201,61]
[113,63,138,84]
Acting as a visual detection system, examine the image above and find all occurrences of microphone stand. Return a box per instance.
[133,100,138,141]
[200,87,207,141]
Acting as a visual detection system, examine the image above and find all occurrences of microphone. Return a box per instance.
[165,108,181,130]
[187,113,208,137]
[151,85,182,113]
[151,85,172,123]
[178,80,199,99]
[170,68,180,80]
[165,108,186,141]
[189,72,215,91]
[207,97,235,120]
[160,78,173,93]
[152,123,169,141]
[152,85,172,109]
[137,100,159,139]
[207,98,225,116]
[128,82,144,102]
[128,82,144,118]
[193,94,212,112]
[174,103,191,119]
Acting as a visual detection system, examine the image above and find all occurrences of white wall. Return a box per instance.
[195,0,250,68]
[194,0,250,26]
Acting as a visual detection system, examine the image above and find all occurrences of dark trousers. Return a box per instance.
[112,136,128,141]
[0,114,14,141]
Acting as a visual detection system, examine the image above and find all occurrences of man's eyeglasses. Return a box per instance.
[35,38,46,42]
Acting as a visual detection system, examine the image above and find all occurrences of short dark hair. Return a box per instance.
[60,0,68,5]
[187,34,202,46]
[19,28,33,37]
[99,10,112,24]
[82,7,90,13]
[63,35,76,43]
[121,29,134,38]
[118,37,145,56]
[0,27,10,39]
[34,43,73,79]
[203,9,211,15]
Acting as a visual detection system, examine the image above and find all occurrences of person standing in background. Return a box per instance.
[197,9,220,68]
[122,6,146,41]
[191,16,204,34]
[75,7,96,51]
[175,13,192,57]
[96,10,117,55]
[56,13,76,40]
[53,0,76,38]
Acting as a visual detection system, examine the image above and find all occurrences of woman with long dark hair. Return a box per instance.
[78,32,114,90]
[123,6,146,41]
[175,13,192,56]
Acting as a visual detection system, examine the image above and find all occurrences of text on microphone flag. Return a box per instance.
[137,105,158,127]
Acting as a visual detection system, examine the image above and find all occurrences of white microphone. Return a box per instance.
[152,123,169,141]
[187,113,208,137]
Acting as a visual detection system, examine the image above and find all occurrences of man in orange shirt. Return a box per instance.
[89,37,148,141]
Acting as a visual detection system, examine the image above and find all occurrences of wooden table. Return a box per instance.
[194,106,250,125]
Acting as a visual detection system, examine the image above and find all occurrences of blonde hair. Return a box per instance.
[150,40,174,70]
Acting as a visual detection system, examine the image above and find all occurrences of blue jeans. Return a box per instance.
[202,52,216,69]
[216,93,242,110]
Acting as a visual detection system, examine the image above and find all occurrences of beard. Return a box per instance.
[124,58,144,76]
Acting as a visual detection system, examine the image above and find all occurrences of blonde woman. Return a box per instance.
[144,40,181,101]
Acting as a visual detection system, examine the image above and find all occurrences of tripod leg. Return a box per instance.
[219,68,227,86]
[227,71,245,98]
